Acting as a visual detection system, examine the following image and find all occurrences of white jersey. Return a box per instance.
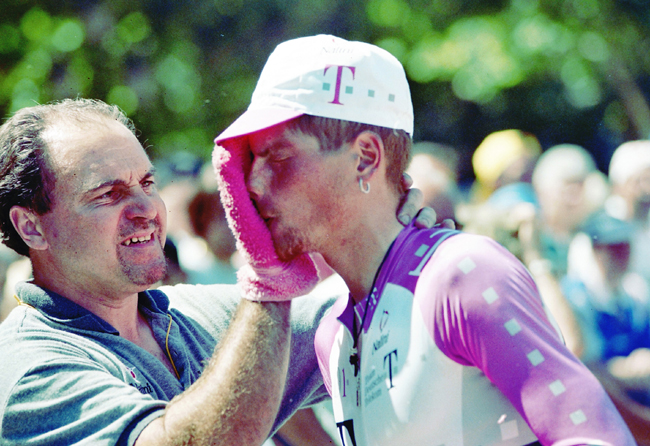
[315,225,634,446]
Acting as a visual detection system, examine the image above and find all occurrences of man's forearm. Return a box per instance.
[136,299,292,446]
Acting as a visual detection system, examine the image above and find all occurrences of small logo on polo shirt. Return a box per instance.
[126,366,140,383]
[126,366,154,394]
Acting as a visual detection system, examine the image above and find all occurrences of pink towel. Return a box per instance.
[213,137,320,301]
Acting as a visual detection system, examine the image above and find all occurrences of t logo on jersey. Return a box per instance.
[384,349,398,389]
[323,65,355,105]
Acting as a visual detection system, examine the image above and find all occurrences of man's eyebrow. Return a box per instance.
[143,167,156,180]
[264,138,294,153]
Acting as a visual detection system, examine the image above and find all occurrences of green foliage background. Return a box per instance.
[1,0,650,182]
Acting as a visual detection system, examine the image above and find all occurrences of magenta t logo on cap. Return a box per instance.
[324,64,356,105]
[215,34,414,144]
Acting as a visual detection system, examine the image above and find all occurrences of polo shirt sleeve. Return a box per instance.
[0,323,166,446]
[414,233,635,446]
[273,290,339,432]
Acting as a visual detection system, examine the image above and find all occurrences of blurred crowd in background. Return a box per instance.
[4,132,650,444]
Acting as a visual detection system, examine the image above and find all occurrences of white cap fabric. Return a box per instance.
[215,34,413,143]
[608,140,650,186]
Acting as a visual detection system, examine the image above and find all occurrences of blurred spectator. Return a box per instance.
[607,140,650,222]
[411,141,460,181]
[606,140,650,281]
[186,188,239,284]
[407,142,461,224]
[458,183,539,258]
[458,183,539,254]
[562,211,650,366]
[531,144,608,277]
[561,211,650,444]
[470,129,541,202]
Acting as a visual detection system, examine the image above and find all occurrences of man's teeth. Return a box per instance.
[123,234,152,246]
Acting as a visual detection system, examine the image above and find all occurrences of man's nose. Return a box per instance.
[246,158,266,200]
[125,189,158,220]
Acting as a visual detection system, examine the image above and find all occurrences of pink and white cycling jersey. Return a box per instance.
[314,224,634,446]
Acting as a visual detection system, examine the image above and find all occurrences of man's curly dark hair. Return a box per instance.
[0,98,135,256]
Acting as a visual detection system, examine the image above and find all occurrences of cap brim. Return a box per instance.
[215,108,305,144]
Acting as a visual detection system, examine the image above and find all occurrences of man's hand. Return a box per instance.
[397,173,455,230]
[608,348,650,390]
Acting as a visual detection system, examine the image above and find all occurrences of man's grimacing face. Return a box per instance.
[34,118,168,294]
[246,122,357,261]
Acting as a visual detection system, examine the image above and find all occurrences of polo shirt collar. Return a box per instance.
[15,281,169,334]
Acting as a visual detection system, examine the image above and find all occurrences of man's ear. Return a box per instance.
[9,206,49,251]
[354,131,383,179]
